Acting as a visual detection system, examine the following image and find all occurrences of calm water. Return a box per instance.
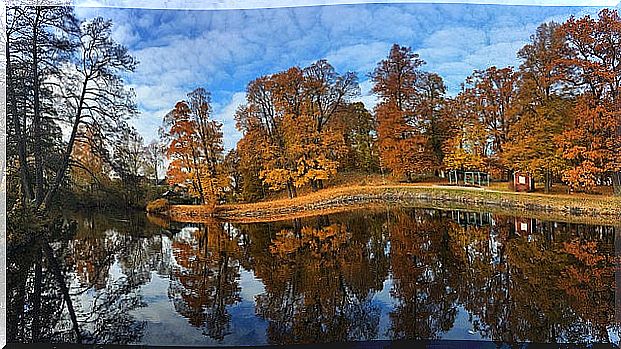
[7,208,621,346]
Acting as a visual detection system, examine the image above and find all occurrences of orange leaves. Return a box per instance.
[269,224,350,257]
[552,10,621,192]
[561,161,601,193]
[236,60,358,197]
[164,88,225,204]
[372,45,441,180]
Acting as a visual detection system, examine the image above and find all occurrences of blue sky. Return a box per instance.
[74,1,615,150]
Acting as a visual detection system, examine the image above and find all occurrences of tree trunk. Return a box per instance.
[44,242,82,343]
[31,247,43,342]
[286,180,297,199]
[613,171,621,196]
[7,39,33,203]
[32,10,45,206]
[544,169,550,194]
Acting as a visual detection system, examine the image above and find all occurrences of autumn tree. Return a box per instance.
[164,88,227,206]
[69,124,110,204]
[235,61,358,198]
[461,66,519,180]
[442,93,488,172]
[235,71,299,198]
[235,132,267,202]
[144,139,165,185]
[502,22,573,193]
[371,44,443,181]
[223,149,243,202]
[555,9,621,194]
[331,102,379,172]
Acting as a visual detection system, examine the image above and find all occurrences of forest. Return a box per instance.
[5,6,621,222]
[160,8,621,208]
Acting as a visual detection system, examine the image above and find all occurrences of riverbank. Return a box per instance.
[164,184,621,225]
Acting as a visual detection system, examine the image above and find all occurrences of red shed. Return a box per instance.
[513,172,534,192]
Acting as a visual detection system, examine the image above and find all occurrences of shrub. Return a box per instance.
[146,198,170,214]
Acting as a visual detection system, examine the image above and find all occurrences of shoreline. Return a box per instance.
[163,185,621,225]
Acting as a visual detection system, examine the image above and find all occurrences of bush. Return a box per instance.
[146,198,170,214]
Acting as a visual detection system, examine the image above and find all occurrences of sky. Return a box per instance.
[73,1,618,150]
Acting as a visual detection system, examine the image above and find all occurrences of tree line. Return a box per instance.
[6,6,166,212]
[163,9,621,204]
[6,7,620,216]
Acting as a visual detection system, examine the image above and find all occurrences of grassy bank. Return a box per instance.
[165,184,621,225]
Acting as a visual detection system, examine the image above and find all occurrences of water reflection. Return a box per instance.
[7,211,162,344]
[169,222,242,340]
[245,215,388,344]
[6,208,620,345]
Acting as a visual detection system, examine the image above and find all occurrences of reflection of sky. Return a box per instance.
[122,266,527,345]
[66,219,621,346]
[130,251,270,345]
[131,272,270,346]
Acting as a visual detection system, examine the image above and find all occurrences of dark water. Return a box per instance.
[7,208,621,346]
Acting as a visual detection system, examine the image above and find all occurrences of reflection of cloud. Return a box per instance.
[74,3,609,144]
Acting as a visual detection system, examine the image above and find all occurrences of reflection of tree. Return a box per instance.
[449,217,618,343]
[7,239,65,342]
[8,208,619,346]
[249,212,389,345]
[7,211,168,344]
[559,237,617,342]
[387,209,459,340]
[168,223,242,341]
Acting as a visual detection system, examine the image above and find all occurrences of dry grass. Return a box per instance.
[221,184,620,211]
[163,181,621,225]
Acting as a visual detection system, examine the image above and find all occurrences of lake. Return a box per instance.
[6,207,621,346]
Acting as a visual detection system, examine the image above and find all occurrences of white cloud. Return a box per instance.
[324,41,391,74]
[131,107,169,143]
[213,92,247,151]
[464,41,526,69]
[352,79,379,111]
[74,2,611,144]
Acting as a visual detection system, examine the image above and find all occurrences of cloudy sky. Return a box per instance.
[73,1,616,150]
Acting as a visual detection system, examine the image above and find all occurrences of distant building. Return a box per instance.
[448,169,490,187]
[513,171,534,192]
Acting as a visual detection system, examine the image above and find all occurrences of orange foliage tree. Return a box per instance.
[502,22,573,193]
[164,88,227,205]
[555,9,621,194]
[371,44,442,181]
[460,66,519,179]
[442,92,489,172]
[70,124,108,192]
[235,61,358,198]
